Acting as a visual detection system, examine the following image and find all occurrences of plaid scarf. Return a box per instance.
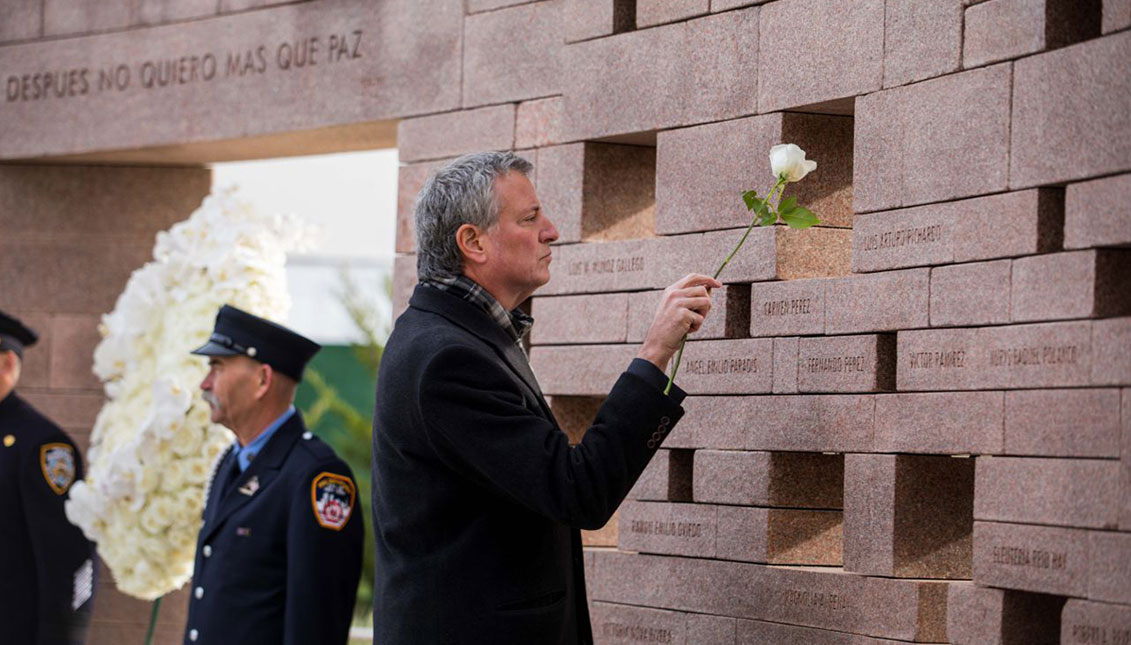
[422,275,533,350]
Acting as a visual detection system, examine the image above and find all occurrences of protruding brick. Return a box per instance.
[1012,31,1131,188]
[637,0,709,27]
[462,1,563,107]
[883,0,962,88]
[852,189,1063,273]
[1005,389,1122,457]
[1066,173,1131,249]
[874,391,1004,455]
[844,454,974,579]
[397,105,515,163]
[627,285,749,343]
[628,448,694,501]
[682,395,874,453]
[717,506,843,565]
[973,521,1090,596]
[674,338,773,395]
[565,0,634,43]
[1091,317,1131,386]
[515,97,565,149]
[797,334,895,393]
[750,279,826,337]
[530,293,628,345]
[964,0,1101,68]
[656,112,854,235]
[975,457,1120,529]
[825,269,929,334]
[758,0,883,112]
[947,583,1064,645]
[618,501,716,557]
[564,9,758,140]
[855,64,1011,212]
[693,450,844,508]
[1012,250,1131,323]
[928,260,1012,327]
[772,337,799,394]
[1106,0,1131,32]
[1061,599,1131,644]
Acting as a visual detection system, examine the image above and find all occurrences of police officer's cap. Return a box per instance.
[190,305,320,382]
[0,309,38,359]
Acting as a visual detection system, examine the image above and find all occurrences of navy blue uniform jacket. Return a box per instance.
[371,284,685,644]
[183,412,363,645]
[0,392,95,645]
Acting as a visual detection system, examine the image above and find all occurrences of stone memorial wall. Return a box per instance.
[2,0,1130,642]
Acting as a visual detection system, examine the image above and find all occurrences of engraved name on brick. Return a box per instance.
[566,255,646,276]
[600,622,675,643]
[764,297,814,316]
[684,356,758,375]
[859,224,944,252]
[804,355,867,374]
[990,544,1069,571]
[908,349,967,369]
[988,344,1081,368]
[781,588,849,612]
[629,519,704,538]
[1066,623,1131,645]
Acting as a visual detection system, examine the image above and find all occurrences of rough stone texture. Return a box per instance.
[973,521,1090,597]
[0,0,42,42]
[946,583,1064,645]
[675,338,774,395]
[535,144,584,244]
[656,112,854,235]
[1011,31,1131,188]
[897,321,1094,391]
[711,0,763,11]
[529,293,628,345]
[21,392,104,432]
[873,391,1005,455]
[463,0,563,107]
[1091,317,1131,385]
[565,0,635,42]
[735,620,916,644]
[825,269,930,334]
[529,343,637,395]
[929,260,1012,327]
[883,0,962,88]
[628,285,749,343]
[964,0,1101,68]
[1005,388,1122,457]
[852,189,1063,273]
[43,0,131,37]
[467,0,538,12]
[580,144,656,242]
[392,254,418,317]
[682,395,875,453]
[1088,532,1131,604]
[135,0,218,25]
[975,457,1120,529]
[855,64,1012,213]
[716,506,843,566]
[49,314,102,390]
[564,9,758,140]
[797,334,896,393]
[515,96,565,149]
[772,337,800,394]
[547,394,605,445]
[1124,388,1131,530]
[749,278,827,337]
[588,551,948,642]
[844,454,975,579]
[1062,599,1131,645]
[618,501,717,558]
[589,602,691,645]
[758,0,883,112]
[1011,250,1131,322]
[637,0,710,27]
[395,158,448,253]
[1066,173,1131,250]
[397,105,515,162]
[628,449,694,502]
[1106,0,1131,32]
[692,450,844,508]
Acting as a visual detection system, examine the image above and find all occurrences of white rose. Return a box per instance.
[769,143,817,183]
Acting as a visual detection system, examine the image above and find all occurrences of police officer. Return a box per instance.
[184,305,363,645]
[0,309,96,645]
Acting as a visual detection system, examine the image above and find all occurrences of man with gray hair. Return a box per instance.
[372,151,720,643]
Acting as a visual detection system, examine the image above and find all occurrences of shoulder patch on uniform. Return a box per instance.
[40,442,75,495]
[311,471,355,530]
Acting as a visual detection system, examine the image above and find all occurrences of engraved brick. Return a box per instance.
[1091,317,1131,385]
[463,0,563,107]
[395,159,448,254]
[975,457,1120,529]
[627,285,748,343]
[758,0,883,112]
[855,64,1011,212]
[973,521,1089,596]
[844,454,974,579]
[590,602,688,645]
[773,337,799,394]
[1066,173,1131,250]
[515,97,565,149]
[529,343,637,395]
[397,105,515,163]
[874,392,1004,455]
[618,501,717,557]
[565,0,634,43]
[637,0,709,27]
[682,395,874,453]
[964,0,1100,68]
[49,314,102,391]
[797,334,895,393]
[656,112,854,235]
[883,0,962,88]
[750,278,826,337]
[825,269,929,334]
[1106,0,1131,33]
[717,506,843,566]
[589,552,948,642]
[852,189,1063,272]
[947,583,1063,645]
[629,448,694,501]
[1012,250,1131,323]
[897,321,1093,391]
[675,338,773,395]
[930,260,1012,327]
[1012,31,1131,188]
[1005,389,1122,457]
[693,450,844,508]
[564,9,758,140]
[0,0,41,42]
[529,293,628,345]
[1089,532,1131,604]
[1062,599,1131,645]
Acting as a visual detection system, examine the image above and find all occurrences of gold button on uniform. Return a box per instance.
[3,434,14,447]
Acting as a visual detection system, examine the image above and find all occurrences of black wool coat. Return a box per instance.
[371,284,685,644]
[183,412,363,645]
[0,392,95,645]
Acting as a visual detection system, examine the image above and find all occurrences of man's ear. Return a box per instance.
[254,362,274,400]
[456,223,489,267]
